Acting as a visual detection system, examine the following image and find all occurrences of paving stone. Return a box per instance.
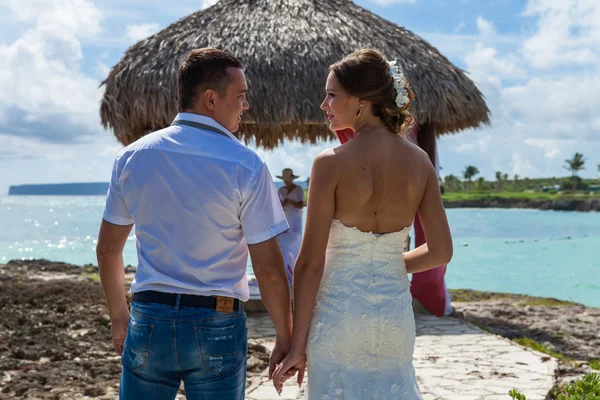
[245,313,557,399]
[248,384,300,399]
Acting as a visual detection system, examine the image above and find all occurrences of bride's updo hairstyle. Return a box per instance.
[330,49,415,135]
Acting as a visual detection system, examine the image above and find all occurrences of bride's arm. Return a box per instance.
[290,150,338,353]
[404,161,453,273]
[272,150,338,391]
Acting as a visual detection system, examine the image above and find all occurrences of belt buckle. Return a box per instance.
[215,296,234,313]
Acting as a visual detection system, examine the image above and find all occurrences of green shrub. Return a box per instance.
[557,373,600,399]
[509,389,527,400]
[513,337,566,359]
[509,373,600,400]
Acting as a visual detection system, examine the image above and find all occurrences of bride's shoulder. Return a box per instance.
[311,148,340,176]
[314,147,340,162]
[401,137,430,162]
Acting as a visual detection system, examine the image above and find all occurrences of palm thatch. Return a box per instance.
[100,0,490,149]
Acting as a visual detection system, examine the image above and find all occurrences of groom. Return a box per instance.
[96,48,293,399]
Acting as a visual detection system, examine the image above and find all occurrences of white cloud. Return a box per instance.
[200,0,220,9]
[454,21,466,33]
[97,143,124,157]
[465,43,526,83]
[436,4,600,180]
[524,139,561,159]
[2,0,600,194]
[125,23,160,43]
[0,134,53,160]
[476,16,496,36]
[502,75,600,140]
[452,135,492,155]
[6,0,102,37]
[511,152,537,177]
[96,61,111,80]
[253,140,336,182]
[522,0,600,68]
[454,143,478,154]
[0,0,104,142]
[0,132,120,194]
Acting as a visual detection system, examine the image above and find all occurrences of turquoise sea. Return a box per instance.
[1,196,599,307]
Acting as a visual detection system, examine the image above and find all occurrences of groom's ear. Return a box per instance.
[203,89,217,111]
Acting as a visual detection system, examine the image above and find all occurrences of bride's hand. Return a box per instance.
[272,349,306,394]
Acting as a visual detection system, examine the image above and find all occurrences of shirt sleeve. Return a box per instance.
[102,156,134,226]
[241,163,289,244]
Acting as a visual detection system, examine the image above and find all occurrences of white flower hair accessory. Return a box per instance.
[388,60,410,108]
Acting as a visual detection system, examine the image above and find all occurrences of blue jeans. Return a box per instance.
[119,298,247,400]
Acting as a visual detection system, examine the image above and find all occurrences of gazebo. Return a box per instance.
[100,0,490,316]
[100,0,489,148]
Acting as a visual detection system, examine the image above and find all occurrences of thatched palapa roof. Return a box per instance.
[100,0,490,149]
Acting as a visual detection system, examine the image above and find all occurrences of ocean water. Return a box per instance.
[1,196,599,307]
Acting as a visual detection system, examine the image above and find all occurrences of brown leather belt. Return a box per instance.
[132,290,241,313]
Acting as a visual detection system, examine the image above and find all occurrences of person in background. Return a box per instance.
[277,168,305,288]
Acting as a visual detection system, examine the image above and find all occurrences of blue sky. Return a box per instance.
[0,0,599,195]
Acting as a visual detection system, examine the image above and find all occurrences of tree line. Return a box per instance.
[442,153,599,193]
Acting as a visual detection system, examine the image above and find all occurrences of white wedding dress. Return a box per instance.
[306,219,422,399]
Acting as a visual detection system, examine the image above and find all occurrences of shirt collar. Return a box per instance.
[174,113,241,143]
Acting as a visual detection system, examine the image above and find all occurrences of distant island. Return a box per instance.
[8,183,109,196]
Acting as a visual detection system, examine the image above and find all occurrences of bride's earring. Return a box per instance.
[356,104,363,117]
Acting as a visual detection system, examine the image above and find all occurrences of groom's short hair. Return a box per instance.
[177,48,243,111]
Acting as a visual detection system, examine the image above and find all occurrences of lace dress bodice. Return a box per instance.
[306,219,422,399]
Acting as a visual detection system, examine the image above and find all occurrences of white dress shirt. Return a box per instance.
[103,113,289,301]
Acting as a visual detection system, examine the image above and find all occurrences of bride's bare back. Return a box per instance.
[332,129,431,234]
[298,127,450,272]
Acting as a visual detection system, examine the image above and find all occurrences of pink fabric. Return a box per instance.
[409,124,448,317]
[335,128,355,143]
[410,215,448,317]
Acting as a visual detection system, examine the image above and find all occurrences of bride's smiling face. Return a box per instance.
[320,72,360,131]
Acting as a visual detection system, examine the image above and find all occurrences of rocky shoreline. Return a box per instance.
[1,260,598,398]
[0,260,272,399]
[443,197,600,211]
[449,289,600,390]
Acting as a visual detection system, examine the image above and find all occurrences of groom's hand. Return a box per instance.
[268,339,291,380]
[272,349,307,393]
[110,316,129,356]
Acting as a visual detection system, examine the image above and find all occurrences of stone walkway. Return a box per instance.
[245,314,557,400]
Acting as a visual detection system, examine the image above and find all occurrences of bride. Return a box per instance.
[272,49,453,399]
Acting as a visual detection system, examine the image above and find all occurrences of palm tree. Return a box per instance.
[476,176,486,190]
[564,152,586,191]
[463,166,479,182]
[463,165,479,191]
[495,171,503,190]
[564,153,586,177]
[444,174,460,192]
